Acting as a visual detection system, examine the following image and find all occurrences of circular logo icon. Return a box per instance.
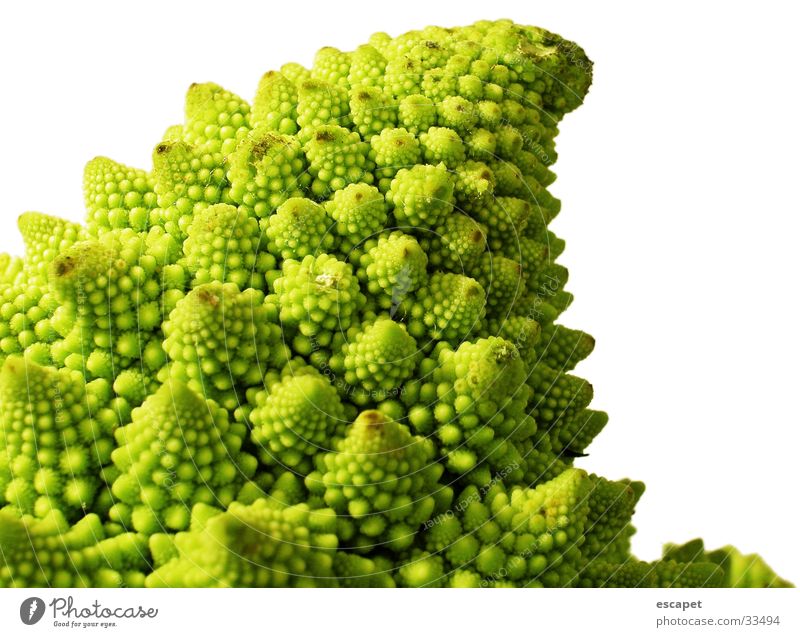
[20,597,45,626]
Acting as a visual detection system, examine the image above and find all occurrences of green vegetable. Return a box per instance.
[0,19,791,588]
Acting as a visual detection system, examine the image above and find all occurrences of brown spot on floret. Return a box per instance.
[155,143,170,155]
[301,79,325,91]
[361,410,385,430]
[54,257,74,277]
[196,288,220,307]
[315,129,335,142]
[357,90,373,101]
[251,135,280,160]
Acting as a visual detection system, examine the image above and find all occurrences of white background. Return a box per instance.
[0,0,797,587]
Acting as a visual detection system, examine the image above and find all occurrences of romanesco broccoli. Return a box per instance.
[0,19,790,589]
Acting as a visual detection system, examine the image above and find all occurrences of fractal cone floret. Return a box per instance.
[0,19,790,588]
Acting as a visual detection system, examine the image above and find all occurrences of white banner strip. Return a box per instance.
[0,588,797,637]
